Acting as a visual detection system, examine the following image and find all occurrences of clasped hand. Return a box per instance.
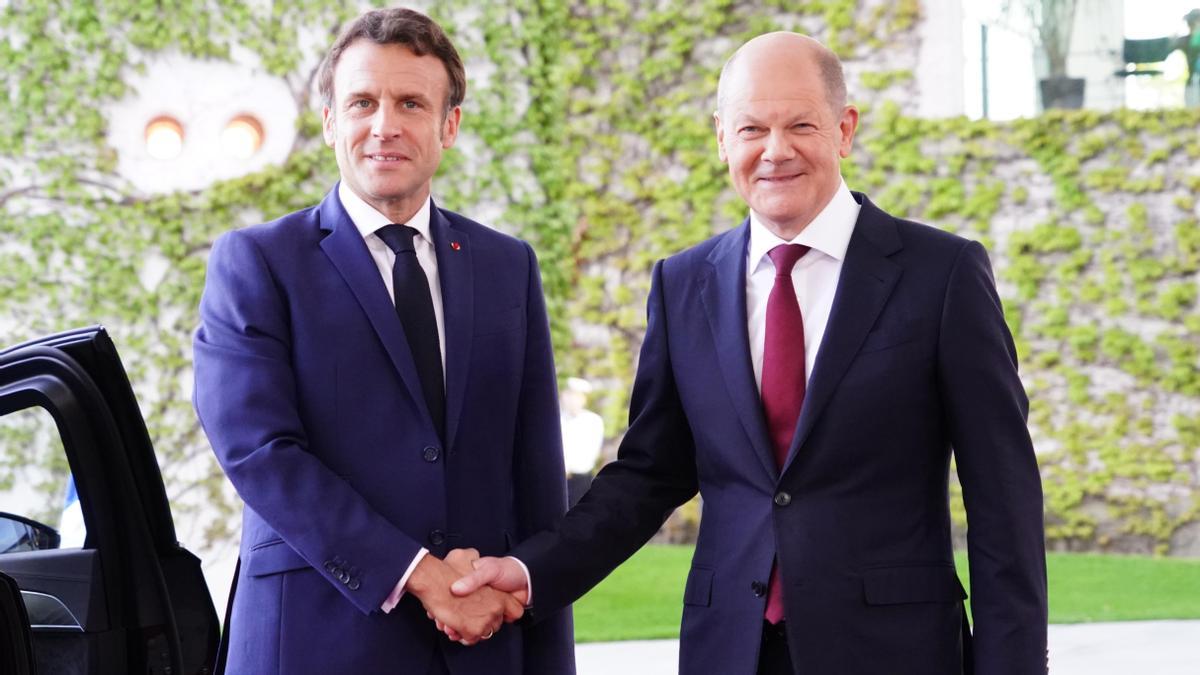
[408,548,528,645]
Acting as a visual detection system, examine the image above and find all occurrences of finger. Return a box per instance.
[502,594,525,622]
[445,548,482,575]
[446,547,480,563]
[451,567,496,596]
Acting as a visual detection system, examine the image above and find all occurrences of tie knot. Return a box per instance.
[376,224,419,254]
[767,244,810,276]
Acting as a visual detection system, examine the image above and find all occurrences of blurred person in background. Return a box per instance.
[559,377,604,507]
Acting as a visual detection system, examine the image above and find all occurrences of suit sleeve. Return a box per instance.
[513,259,699,620]
[193,230,422,615]
[511,242,576,672]
[937,240,1048,674]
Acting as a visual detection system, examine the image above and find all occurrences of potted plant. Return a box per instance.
[1006,0,1085,109]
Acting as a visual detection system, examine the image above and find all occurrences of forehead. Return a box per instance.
[721,55,828,117]
[333,40,448,98]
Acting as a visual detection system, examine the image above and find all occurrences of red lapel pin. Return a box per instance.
[450,241,461,251]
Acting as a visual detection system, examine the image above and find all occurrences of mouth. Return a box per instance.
[756,172,802,184]
[365,153,410,163]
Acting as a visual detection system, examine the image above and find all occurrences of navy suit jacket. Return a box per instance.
[194,188,574,675]
[514,193,1047,675]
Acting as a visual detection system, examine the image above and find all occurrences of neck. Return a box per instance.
[353,184,430,225]
[755,182,841,241]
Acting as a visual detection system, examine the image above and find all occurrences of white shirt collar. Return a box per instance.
[337,182,433,245]
[747,179,859,270]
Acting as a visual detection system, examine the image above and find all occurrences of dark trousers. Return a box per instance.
[758,621,794,675]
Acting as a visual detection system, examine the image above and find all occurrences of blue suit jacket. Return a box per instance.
[515,194,1047,675]
[194,188,574,675]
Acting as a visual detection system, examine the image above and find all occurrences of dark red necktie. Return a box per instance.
[761,243,809,624]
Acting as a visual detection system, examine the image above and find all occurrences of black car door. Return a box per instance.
[0,571,36,675]
[0,326,218,674]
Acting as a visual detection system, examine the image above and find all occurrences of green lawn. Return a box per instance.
[572,545,1200,643]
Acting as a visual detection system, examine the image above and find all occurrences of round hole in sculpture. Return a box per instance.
[144,116,184,160]
[221,115,264,159]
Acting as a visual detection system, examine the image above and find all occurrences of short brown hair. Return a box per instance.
[318,7,466,114]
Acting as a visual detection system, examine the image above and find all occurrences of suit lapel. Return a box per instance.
[430,205,473,452]
[317,189,432,424]
[785,195,902,471]
[700,222,779,482]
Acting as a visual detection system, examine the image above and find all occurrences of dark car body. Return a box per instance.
[0,326,218,674]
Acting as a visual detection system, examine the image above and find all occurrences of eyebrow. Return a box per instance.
[733,112,817,127]
[341,89,434,105]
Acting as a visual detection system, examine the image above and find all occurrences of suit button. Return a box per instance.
[323,561,336,573]
[751,581,766,597]
[422,446,441,462]
[774,491,791,507]
[338,571,350,584]
[429,529,446,546]
[348,579,361,591]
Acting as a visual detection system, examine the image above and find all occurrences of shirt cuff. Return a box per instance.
[381,548,429,613]
[507,556,533,607]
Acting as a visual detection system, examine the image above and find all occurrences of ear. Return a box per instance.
[837,105,859,158]
[714,111,728,164]
[322,106,336,148]
[441,106,462,149]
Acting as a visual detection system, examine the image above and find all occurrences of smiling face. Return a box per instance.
[322,39,460,223]
[714,34,858,240]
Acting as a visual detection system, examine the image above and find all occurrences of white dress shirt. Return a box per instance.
[746,180,860,392]
[339,182,447,375]
[336,183,442,613]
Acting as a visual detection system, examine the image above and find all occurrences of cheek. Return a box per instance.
[725,148,750,172]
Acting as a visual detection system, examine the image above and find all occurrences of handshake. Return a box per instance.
[406,547,530,646]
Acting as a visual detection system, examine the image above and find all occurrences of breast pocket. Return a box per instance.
[858,323,921,355]
[473,305,524,337]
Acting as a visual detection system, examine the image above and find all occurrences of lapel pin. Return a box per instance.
[450,241,461,251]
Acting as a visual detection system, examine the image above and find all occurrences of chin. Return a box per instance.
[755,201,803,221]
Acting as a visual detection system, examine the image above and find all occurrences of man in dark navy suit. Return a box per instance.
[451,32,1047,675]
[193,7,574,674]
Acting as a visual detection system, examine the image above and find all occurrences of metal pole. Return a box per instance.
[981,23,990,119]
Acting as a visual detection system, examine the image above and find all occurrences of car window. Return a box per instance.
[0,406,86,550]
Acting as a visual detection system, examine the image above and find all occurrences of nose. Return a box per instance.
[761,130,795,164]
[371,106,403,138]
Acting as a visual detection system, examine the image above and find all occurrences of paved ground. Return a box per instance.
[575,620,1200,674]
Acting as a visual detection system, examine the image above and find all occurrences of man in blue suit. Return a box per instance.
[451,32,1047,674]
[193,7,574,674]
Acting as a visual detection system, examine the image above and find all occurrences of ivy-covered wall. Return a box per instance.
[1,0,1197,558]
[858,106,1200,556]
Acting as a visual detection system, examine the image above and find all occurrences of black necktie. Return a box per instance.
[375,224,445,437]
